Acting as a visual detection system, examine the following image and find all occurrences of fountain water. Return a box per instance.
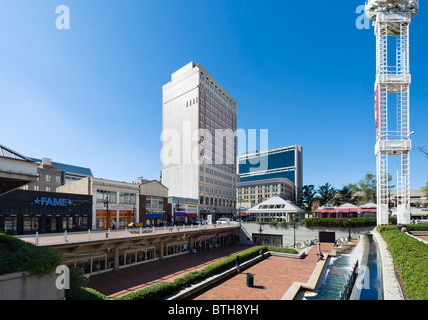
[302,236,365,300]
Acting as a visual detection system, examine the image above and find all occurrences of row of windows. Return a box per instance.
[199,185,235,197]
[37,174,61,183]
[96,190,137,204]
[21,185,58,192]
[199,72,236,113]
[199,195,236,207]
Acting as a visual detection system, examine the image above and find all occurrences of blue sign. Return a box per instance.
[33,197,73,206]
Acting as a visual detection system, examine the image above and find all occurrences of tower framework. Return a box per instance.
[365,0,419,225]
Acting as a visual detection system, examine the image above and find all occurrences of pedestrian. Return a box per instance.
[235,255,241,273]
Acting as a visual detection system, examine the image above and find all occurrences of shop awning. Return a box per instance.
[174,212,188,217]
[197,234,216,240]
[187,213,198,218]
[146,213,164,219]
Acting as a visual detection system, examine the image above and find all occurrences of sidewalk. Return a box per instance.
[88,244,253,299]
[88,243,334,300]
[190,243,334,300]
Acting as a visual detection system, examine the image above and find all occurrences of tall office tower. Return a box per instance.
[238,145,303,203]
[162,62,238,221]
[365,0,419,225]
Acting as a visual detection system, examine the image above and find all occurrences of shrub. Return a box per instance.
[303,217,378,228]
[267,246,298,255]
[0,233,62,277]
[115,246,267,300]
[377,226,428,300]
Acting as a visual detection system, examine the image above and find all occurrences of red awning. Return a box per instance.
[187,213,198,218]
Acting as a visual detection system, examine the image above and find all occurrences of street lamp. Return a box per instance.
[293,215,297,248]
[348,210,352,242]
[104,192,110,230]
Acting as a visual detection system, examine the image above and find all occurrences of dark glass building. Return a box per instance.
[0,190,92,235]
[238,145,303,201]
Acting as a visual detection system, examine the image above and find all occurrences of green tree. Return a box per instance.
[357,173,377,203]
[300,185,317,211]
[335,185,359,206]
[423,180,428,198]
[316,183,336,206]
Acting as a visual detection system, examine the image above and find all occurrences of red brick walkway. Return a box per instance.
[88,243,334,300]
[88,244,253,299]
[191,243,334,300]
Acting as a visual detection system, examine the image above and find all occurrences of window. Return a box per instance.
[97,190,117,203]
[46,174,51,182]
[120,192,136,204]
[56,176,61,184]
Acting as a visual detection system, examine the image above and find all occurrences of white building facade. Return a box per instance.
[161,62,238,220]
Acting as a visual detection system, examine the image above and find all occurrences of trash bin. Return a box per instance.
[246,273,254,287]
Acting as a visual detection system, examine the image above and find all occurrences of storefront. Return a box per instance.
[169,197,199,224]
[0,190,92,235]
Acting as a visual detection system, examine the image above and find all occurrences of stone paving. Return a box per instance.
[87,242,334,300]
[88,244,254,299]
[190,243,334,300]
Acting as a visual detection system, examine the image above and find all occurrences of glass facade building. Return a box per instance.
[238,145,303,201]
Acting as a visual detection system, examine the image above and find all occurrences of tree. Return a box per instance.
[300,185,317,211]
[316,183,336,206]
[423,180,428,198]
[416,146,428,158]
[357,173,377,203]
[335,185,359,206]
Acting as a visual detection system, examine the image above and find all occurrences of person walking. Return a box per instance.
[235,255,241,273]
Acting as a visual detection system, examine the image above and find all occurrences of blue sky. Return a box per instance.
[0,0,427,190]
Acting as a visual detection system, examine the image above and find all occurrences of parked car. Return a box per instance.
[216,218,231,225]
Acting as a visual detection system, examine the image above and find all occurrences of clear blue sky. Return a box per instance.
[0,0,427,190]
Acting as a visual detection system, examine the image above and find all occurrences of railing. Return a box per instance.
[339,261,359,300]
[15,221,240,246]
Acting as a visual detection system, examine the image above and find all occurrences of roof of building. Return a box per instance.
[248,195,307,214]
[30,158,93,177]
[0,145,34,162]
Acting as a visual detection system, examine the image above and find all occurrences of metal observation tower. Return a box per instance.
[365,0,419,225]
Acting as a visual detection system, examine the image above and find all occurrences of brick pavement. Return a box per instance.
[190,243,334,300]
[88,244,254,299]
[88,242,334,300]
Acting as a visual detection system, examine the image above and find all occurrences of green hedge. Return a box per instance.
[266,246,298,254]
[0,233,62,277]
[115,246,267,300]
[303,217,377,228]
[407,224,428,231]
[377,226,428,300]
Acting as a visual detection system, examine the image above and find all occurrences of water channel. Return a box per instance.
[297,233,383,300]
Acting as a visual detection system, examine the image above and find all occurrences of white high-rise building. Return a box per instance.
[161,62,238,221]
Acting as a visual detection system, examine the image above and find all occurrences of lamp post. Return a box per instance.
[348,210,352,242]
[293,215,296,248]
[104,193,109,230]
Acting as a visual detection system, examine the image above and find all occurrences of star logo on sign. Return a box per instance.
[34,198,41,205]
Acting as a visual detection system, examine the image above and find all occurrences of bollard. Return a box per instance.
[140,226,142,235]
[35,232,39,246]
[64,230,68,243]
[152,226,155,234]
[88,229,91,241]
[125,228,128,237]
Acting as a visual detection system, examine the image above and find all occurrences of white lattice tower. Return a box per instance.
[365,0,419,225]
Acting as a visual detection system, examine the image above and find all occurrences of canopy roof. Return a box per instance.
[314,203,377,213]
[248,195,307,214]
